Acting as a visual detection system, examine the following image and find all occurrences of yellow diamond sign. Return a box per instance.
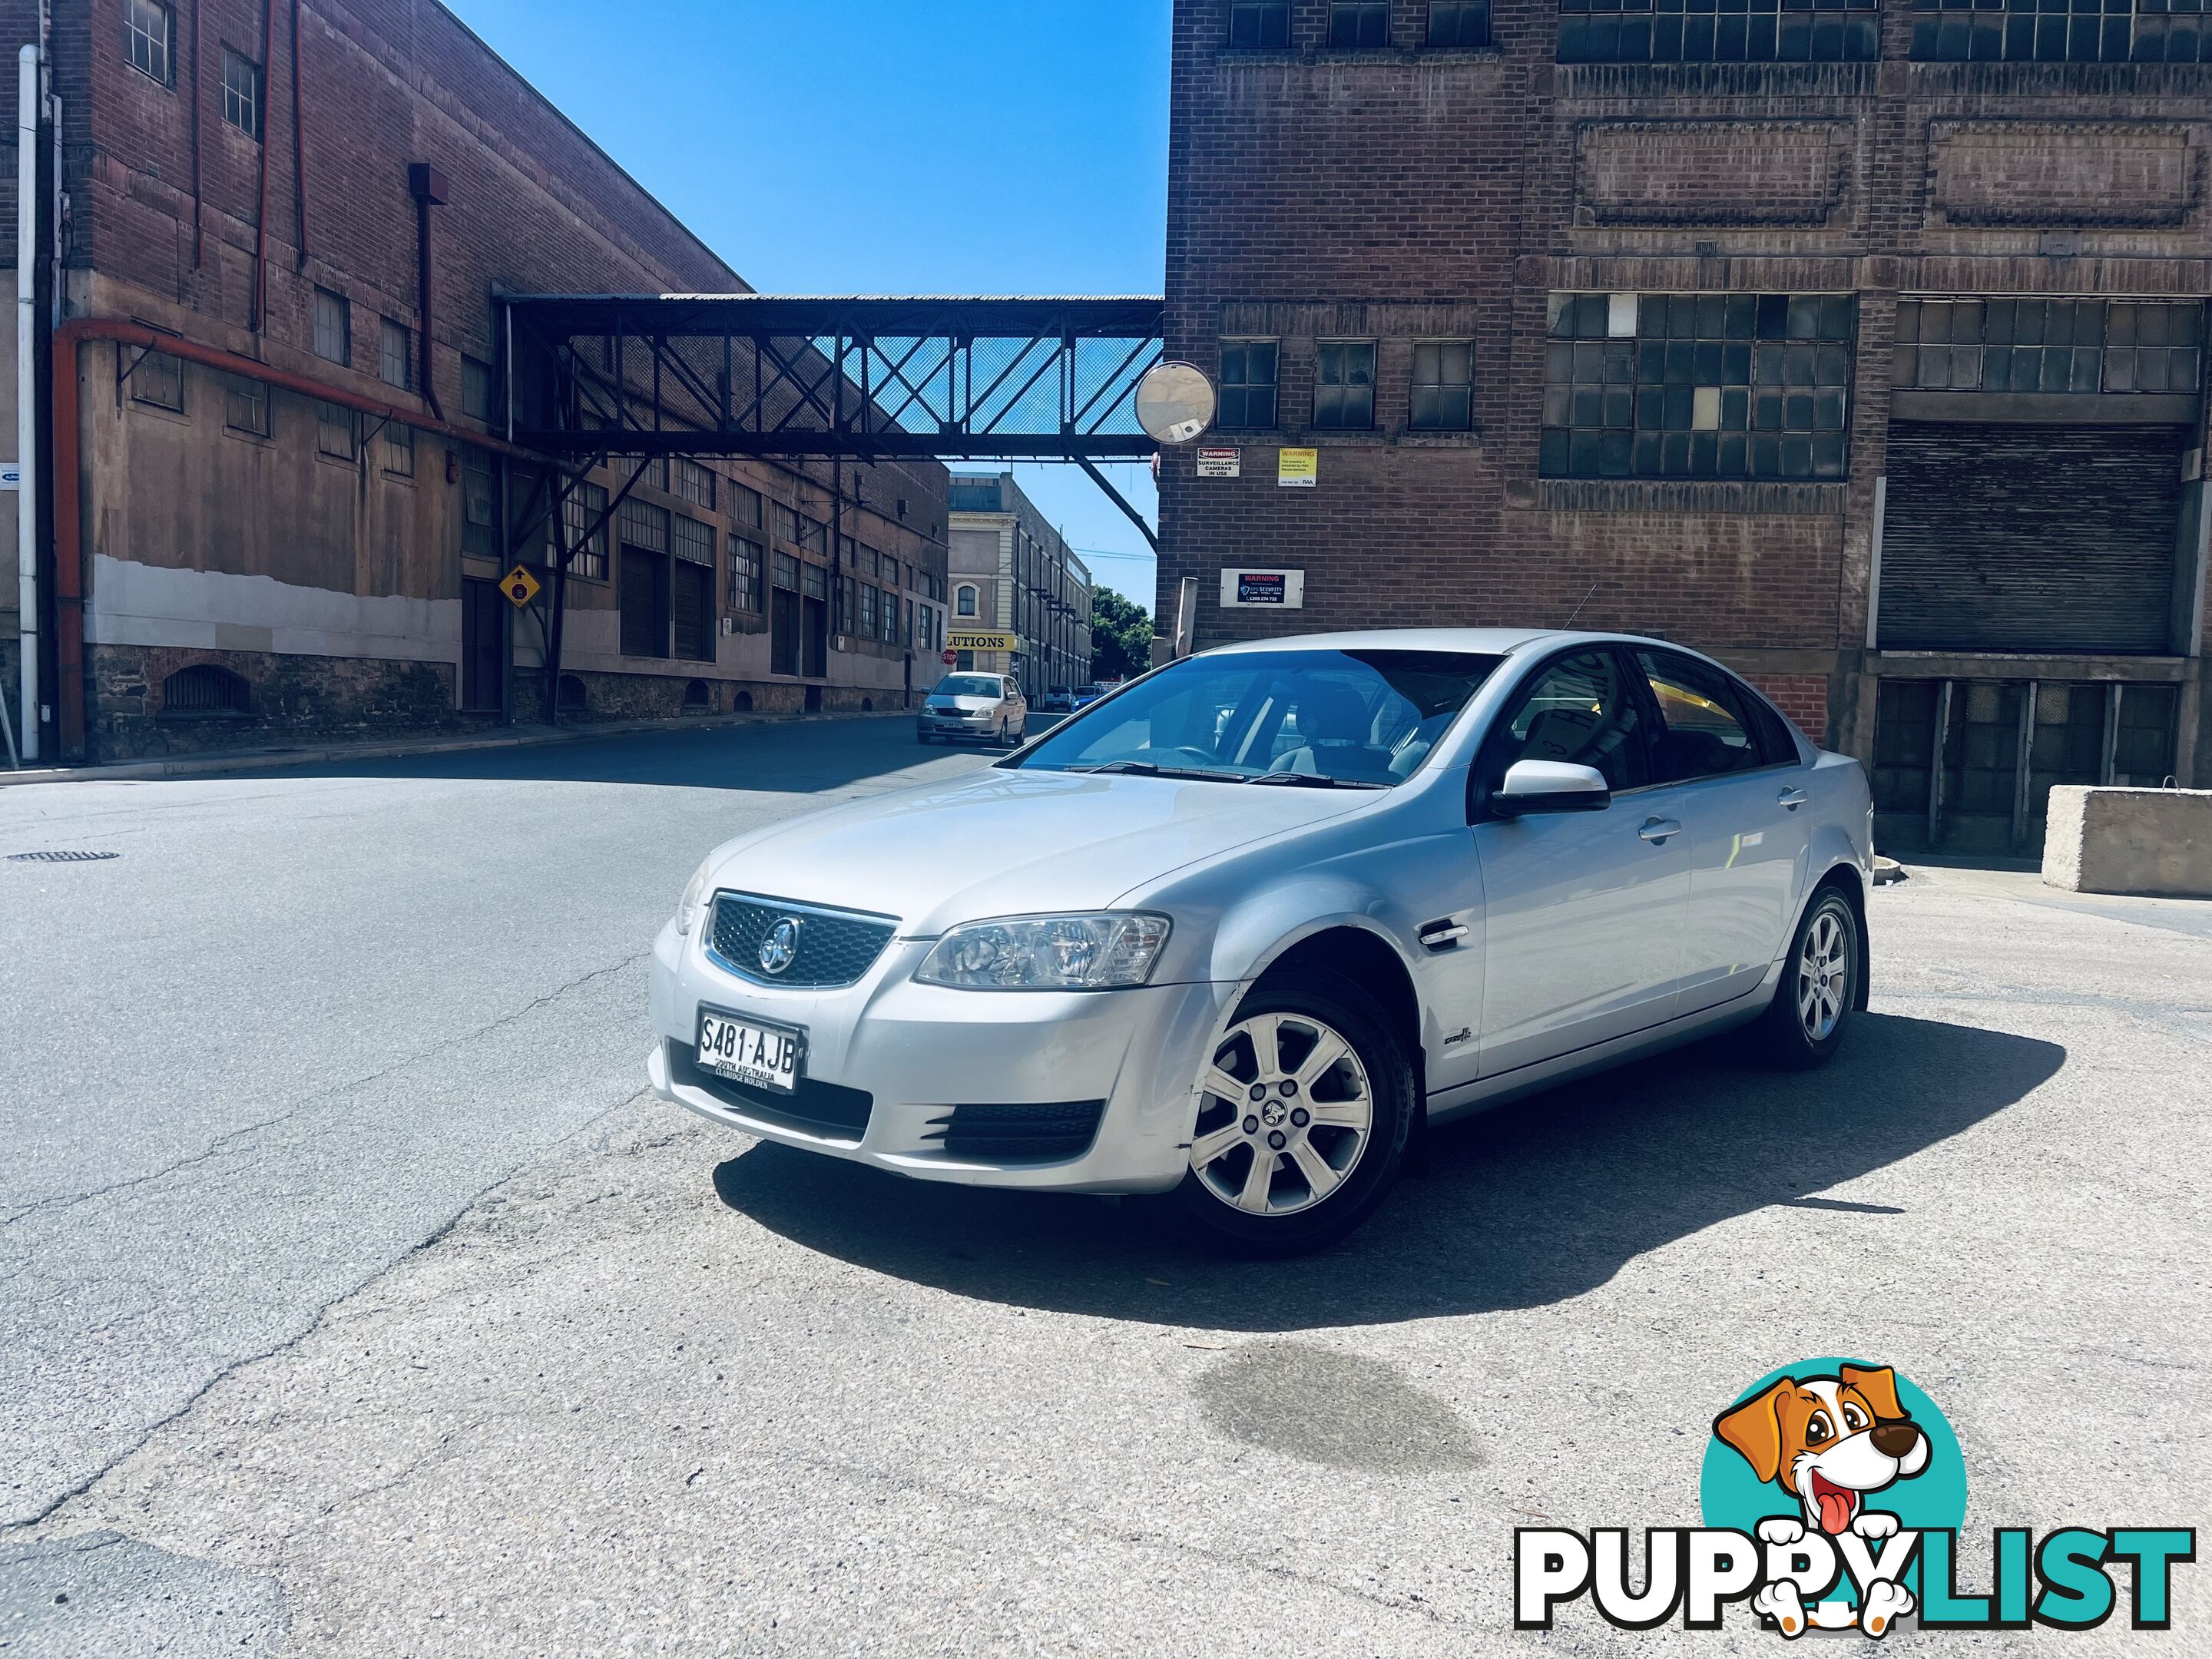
[500,565,542,608]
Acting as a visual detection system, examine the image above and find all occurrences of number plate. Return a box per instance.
[695,1007,804,1094]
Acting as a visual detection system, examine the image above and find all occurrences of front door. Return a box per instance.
[620,545,669,659]
[1628,648,1810,1018]
[460,578,503,713]
[1470,647,1688,1079]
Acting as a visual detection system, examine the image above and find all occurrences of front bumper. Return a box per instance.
[646,919,1236,1193]
[918,710,997,739]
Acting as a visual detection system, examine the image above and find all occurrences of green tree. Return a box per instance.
[1091,589,1152,681]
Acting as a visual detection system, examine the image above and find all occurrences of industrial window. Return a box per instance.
[462,449,497,555]
[1541,292,1856,481]
[462,356,493,422]
[221,47,260,137]
[125,0,173,85]
[383,421,415,478]
[956,584,979,617]
[313,288,350,366]
[729,534,763,611]
[1894,299,2204,396]
[773,551,800,591]
[379,318,411,391]
[562,481,610,580]
[1410,340,1475,430]
[1557,0,1879,62]
[224,374,270,435]
[1910,0,2210,61]
[800,561,827,601]
[1313,341,1377,429]
[773,502,803,545]
[860,584,880,637]
[1429,0,1493,45]
[131,350,184,412]
[671,458,717,510]
[1228,2,1292,47]
[886,590,904,644]
[730,482,763,529]
[673,513,717,568]
[316,400,357,461]
[1218,340,1280,430]
[799,515,827,558]
[1329,1,1392,45]
[618,497,670,553]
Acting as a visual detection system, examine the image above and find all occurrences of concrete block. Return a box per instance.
[2042,786,2212,899]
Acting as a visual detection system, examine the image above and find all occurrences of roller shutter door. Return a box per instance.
[1881,422,2183,654]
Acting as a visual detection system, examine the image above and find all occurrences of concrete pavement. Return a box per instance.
[3,724,2207,1654]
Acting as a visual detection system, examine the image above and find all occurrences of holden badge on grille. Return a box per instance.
[757,916,803,976]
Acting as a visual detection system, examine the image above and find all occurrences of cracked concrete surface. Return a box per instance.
[5,730,2209,1654]
[0,717,986,1533]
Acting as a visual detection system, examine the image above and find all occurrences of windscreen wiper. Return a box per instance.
[1069,760,1245,782]
[1247,771,1388,790]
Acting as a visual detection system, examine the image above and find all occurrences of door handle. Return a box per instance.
[1778,788,1808,810]
[1638,816,1682,843]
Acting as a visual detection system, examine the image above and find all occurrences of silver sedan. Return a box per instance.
[648,629,1874,1254]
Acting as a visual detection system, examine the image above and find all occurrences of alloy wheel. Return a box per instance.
[1189,1012,1373,1217]
[1796,906,1851,1043]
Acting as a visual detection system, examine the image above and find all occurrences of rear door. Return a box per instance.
[1470,647,1689,1078]
[1628,649,1810,1017]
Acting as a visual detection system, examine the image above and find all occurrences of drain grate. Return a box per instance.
[7,850,121,863]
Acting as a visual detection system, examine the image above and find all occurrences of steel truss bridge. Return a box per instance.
[493,293,1168,713]
[503,294,1166,462]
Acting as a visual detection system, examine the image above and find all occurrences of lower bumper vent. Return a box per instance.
[668,1041,874,1141]
[922,1101,1107,1164]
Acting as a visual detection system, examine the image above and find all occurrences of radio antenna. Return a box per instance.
[1562,583,1598,630]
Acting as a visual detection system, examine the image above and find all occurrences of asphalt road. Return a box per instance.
[4,720,2208,1655]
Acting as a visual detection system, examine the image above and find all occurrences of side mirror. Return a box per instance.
[1494,759,1612,816]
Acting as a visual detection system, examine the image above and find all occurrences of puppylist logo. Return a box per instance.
[1515,1359,2194,1640]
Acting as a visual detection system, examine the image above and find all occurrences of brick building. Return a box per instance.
[1161,0,2212,853]
[948,471,1095,698]
[2,0,949,766]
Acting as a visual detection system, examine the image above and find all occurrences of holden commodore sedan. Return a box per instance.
[648,630,1873,1253]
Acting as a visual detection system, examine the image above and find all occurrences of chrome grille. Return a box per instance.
[706,892,899,988]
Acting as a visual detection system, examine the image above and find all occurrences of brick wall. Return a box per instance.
[35,1,949,760]
[1163,0,2212,767]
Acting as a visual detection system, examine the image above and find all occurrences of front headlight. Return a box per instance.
[674,859,713,935]
[915,912,1172,991]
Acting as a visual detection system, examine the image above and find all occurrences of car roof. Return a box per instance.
[1198,628,1673,658]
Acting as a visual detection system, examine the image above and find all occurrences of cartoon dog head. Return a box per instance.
[1713,1364,1931,1535]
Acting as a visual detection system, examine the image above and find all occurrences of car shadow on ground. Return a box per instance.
[710,1012,2063,1331]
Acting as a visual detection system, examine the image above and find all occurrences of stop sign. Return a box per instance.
[940,649,957,665]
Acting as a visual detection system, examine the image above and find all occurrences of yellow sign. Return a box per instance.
[499,565,542,608]
[1277,448,1318,488]
[947,630,1019,653]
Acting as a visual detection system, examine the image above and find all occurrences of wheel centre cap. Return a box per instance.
[1260,1099,1289,1128]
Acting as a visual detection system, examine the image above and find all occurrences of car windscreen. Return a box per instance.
[1012,649,1505,786]
[933,676,1002,698]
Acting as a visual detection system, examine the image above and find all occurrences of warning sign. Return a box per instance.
[1197,447,1240,478]
[500,565,542,608]
[1277,448,1318,488]
[947,630,1019,653]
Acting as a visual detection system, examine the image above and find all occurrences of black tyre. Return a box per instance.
[1171,970,1415,1257]
[1760,886,1860,1068]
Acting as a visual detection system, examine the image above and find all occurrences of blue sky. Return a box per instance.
[446,0,1169,610]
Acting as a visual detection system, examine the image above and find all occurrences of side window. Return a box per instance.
[1476,648,1650,806]
[1634,651,1767,782]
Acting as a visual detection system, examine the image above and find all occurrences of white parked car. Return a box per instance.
[650,630,1874,1253]
[917,673,1027,747]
